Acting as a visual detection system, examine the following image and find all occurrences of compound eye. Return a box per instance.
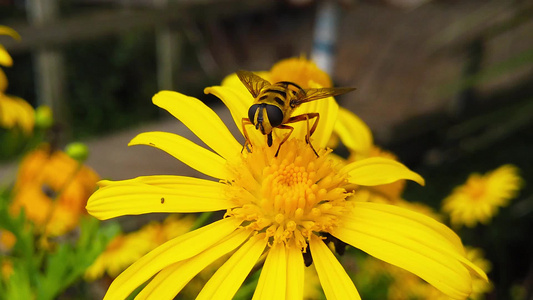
[248,104,261,124]
[265,105,283,127]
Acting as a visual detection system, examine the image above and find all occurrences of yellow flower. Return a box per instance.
[1,259,14,281]
[87,83,486,299]
[10,145,100,236]
[0,93,35,133]
[0,26,34,133]
[442,164,523,228]
[85,215,195,281]
[0,229,16,252]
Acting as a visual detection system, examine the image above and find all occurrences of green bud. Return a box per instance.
[34,105,54,129]
[65,142,89,162]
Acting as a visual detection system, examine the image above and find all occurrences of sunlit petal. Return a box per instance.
[196,233,267,300]
[332,202,487,299]
[204,85,264,147]
[285,244,304,300]
[0,68,7,92]
[341,157,425,186]
[97,174,213,189]
[87,176,234,220]
[0,26,21,39]
[152,91,241,160]
[129,131,228,179]
[0,45,13,67]
[334,107,373,156]
[310,235,361,300]
[253,242,287,300]
[136,228,251,299]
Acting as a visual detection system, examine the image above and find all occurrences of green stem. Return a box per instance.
[191,212,214,230]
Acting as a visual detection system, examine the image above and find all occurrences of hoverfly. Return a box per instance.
[237,70,355,157]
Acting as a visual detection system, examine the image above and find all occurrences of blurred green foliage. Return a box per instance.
[0,188,119,299]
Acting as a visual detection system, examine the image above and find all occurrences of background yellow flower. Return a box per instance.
[442,164,523,228]
[0,26,34,134]
[10,145,100,236]
[85,215,195,281]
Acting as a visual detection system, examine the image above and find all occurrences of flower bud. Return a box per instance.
[34,105,54,129]
[65,142,89,162]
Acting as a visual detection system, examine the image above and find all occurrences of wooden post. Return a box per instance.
[154,0,182,91]
[26,0,69,134]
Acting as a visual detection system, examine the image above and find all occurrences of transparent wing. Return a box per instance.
[236,70,271,98]
[292,87,356,106]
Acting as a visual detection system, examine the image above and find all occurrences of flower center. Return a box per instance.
[225,139,350,251]
[465,176,486,201]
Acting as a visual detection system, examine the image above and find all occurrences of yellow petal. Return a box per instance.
[196,233,267,300]
[136,228,251,299]
[103,217,240,300]
[285,244,304,300]
[0,45,13,67]
[334,107,373,157]
[253,242,287,300]
[0,68,7,92]
[0,95,35,133]
[309,234,361,300]
[332,202,487,299]
[341,157,425,186]
[0,26,21,40]
[97,174,211,189]
[152,91,241,160]
[129,131,228,179]
[87,176,234,220]
[204,85,264,147]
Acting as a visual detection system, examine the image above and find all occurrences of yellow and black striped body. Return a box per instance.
[248,81,303,146]
[237,70,355,156]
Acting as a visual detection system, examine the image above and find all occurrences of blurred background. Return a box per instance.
[1,0,532,299]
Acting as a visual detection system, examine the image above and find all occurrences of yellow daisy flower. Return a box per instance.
[85,230,154,281]
[10,145,100,236]
[85,215,195,281]
[1,259,14,281]
[0,26,34,133]
[0,93,35,133]
[442,164,523,228]
[87,83,486,299]
[0,229,16,253]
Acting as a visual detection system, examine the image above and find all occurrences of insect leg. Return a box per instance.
[303,113,320,143]
[285,113,320,157]
[241,118,254,153]
[275,124,294,157]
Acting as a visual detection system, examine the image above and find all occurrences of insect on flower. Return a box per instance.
[237,70,355,156]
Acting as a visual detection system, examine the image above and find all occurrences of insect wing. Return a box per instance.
[292,87,356,106]
[236,70,271,98]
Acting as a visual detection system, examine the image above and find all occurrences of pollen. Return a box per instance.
[225,139,350,251]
